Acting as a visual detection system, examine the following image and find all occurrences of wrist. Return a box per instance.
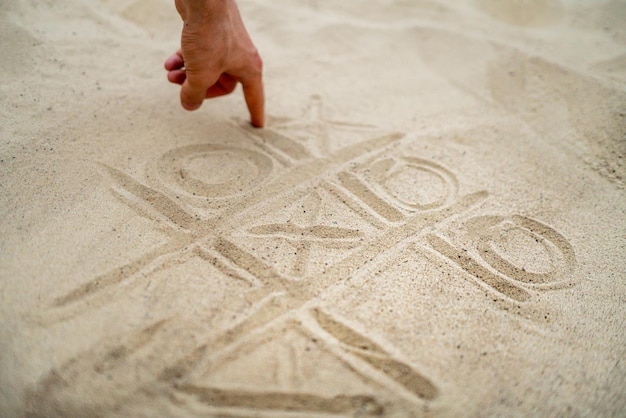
[175,0,231,26]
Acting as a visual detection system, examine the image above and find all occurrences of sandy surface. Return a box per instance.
[1,0,625,417]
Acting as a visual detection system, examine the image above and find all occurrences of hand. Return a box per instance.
[165,0,264,127]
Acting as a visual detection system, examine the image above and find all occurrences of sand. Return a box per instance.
[1,0,625,416]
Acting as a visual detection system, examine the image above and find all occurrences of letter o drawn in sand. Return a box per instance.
[467,215,576,285]
[158,144,273,198]
[368,157,458,211]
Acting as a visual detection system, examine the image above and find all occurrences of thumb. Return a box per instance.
[179,75,209,111]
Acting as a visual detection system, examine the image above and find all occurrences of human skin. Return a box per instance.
[164,0,264,127]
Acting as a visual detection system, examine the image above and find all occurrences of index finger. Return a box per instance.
[241,73,265,128]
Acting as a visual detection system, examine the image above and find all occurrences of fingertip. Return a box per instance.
[241,76,265,129]
[250,114,264,128]
[167,69,186,85]
[179,79,208,111]
[164,52,184,71]
[181,100,202,111]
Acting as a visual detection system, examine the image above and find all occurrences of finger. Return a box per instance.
[180,82,205,111]
[167,69,186,85]
[180,69,219,111]
[205,74,238,98]
[164,50,184,71]
[241,73,265,128]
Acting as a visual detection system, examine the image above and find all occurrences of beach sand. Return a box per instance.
[1,0,625,416]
